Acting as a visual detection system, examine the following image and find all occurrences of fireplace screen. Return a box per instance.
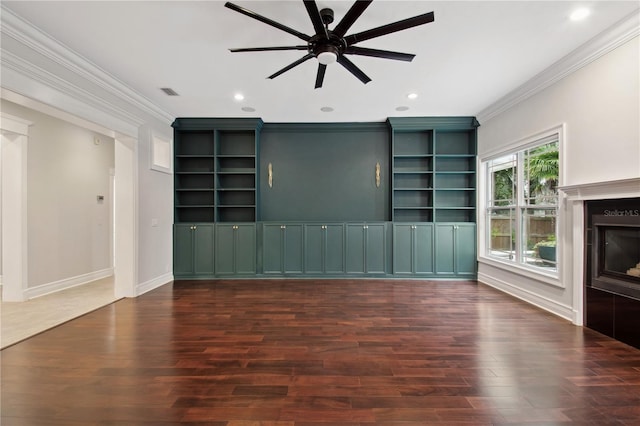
[600,227,640,280]
[592,213,640,300]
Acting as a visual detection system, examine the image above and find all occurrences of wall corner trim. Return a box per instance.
[476,10,640,124]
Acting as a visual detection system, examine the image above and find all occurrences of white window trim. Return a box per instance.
[478,124,566,288]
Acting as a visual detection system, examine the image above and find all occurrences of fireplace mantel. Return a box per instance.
[560,177,640,201]
[557,178,639,326]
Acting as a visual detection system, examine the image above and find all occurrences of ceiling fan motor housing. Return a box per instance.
[320,8,334,25]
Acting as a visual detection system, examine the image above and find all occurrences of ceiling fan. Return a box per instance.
[225,1,435,88]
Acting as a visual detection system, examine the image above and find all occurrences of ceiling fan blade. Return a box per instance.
[344,11,434,45]
[332,0,372,38]
[337,55,371,85]
[268,53,315,79]
[345,46,415,62]
[315,63,327,89]
[230,46,308,53]
[225,2,311,42]
[303,0,328,39]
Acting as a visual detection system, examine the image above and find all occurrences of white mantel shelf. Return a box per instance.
[560,178,640,201]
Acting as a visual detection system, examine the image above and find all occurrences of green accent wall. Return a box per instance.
[259,123,389,222]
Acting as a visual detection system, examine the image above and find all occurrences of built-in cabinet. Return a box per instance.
[393,223,434,275]
[346,223,387,275]
[262,223,304,274]
[173,117,478,279]
[305,224,344,274]
[435,223,477,277]
[174,224,215,277]
[214,224,256,275]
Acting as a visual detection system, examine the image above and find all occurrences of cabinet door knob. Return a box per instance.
[281,225,286,229]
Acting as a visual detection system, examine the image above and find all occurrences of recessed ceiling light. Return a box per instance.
[241,106,256,112]
[570,8,590,21]
[396,106,409,111]
[234,93,245,101]
[407,93,418,100]
[320,106,334,112]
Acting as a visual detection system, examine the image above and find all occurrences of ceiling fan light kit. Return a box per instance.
[225,0,434,88]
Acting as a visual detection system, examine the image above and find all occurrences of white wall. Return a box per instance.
[136,125,174,292]
[1,99,114,290]
[479,37,639,185]
[477,34,639,322]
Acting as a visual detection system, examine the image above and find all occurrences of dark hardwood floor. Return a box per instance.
[2,279,640,425]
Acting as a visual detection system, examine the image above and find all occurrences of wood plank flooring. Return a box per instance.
[2,279,640,425]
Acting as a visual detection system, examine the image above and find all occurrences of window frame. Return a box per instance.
[478,125,565,287]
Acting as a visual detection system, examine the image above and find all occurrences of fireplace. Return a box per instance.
[592,214,640,300]
[585,197,640,349]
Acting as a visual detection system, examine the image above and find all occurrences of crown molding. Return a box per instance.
[477,9,640,124]
[560,178,640,201]
[0,5,174,126]
[1,49,146,130]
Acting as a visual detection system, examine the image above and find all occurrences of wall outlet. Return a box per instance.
[151,218,158,227]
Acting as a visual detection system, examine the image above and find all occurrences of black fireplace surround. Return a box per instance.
[586,197,640,349]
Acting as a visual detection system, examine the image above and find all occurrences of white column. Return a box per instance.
[1,113,31,301]
[114,136,137,298]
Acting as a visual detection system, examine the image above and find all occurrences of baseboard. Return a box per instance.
[23,268,113,300]
[478,271,575,323]
[136,272,173,296]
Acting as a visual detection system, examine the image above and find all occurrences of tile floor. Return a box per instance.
[1,276,118,349]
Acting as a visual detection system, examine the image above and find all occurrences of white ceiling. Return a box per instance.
[3,1,639,123]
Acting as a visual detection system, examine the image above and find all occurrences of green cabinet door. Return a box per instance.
[324,224,344,274]
[414,224,434,274]
[435,223,476,276]
[262,224,284,274]
[174,224,214,277]
[235,224,256,274]
[304,225,324,274]
[263,224,303,274]
[215,224,256,275]
[193,224,215,275]
[215,224,236,275]
[346,224,386,274]
[393,224,414,275]
[346,224,366,274]
[393,223,434,275]
[174,224,195,276]
[366,223,386,274]
[304,224,344,274]
[435,224,456,274]
[283,224,304,274]
[455,224,477,275]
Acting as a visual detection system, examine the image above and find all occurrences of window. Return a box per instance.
[484,135,559,273]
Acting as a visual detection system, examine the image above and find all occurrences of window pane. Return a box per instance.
[523,141,558,206]
[522,207,557,272]
[488,154,516,207]
[489,208,516,260]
